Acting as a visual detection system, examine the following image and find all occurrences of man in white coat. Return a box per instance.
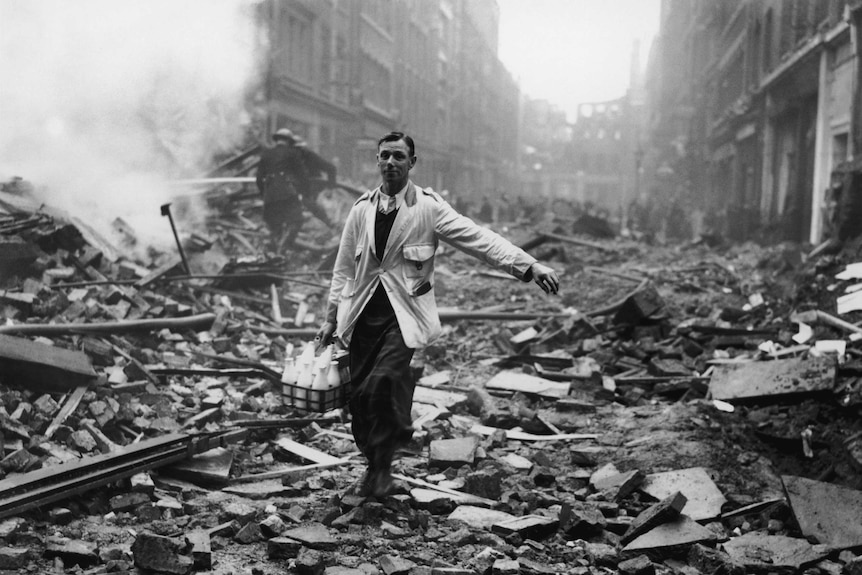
[316,131,560,497]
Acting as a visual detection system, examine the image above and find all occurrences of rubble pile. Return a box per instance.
[1,183,862,575]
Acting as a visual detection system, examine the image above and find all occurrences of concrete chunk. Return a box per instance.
[621,515,716,557]
[130,532,193,574]
[782,475,862,548]
[594,469,645,501]
[186,530,211,570]
[0,547,30,570]
[45,538,100,568]
[380,554,417,575]
[709,357,835,402]
[429,436,480,468]
[561,502,607,539]
[281,523,338,550]
[447,505,515,529]
[621,491,687,545]
[267,537,302,559]
[722,532,829,570]
[639,467,726,521]
[109,491,152,512]
[491,515,558,540]
[492,558,521,575]
[296,547,325,575]
[618,554,655,575]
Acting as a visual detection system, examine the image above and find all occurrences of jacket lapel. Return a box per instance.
[382,182,417,264]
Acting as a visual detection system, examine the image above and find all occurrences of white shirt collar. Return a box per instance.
[378,183,408,212]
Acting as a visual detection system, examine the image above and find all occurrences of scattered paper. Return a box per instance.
[836,262,862,281]
[712,399,734,413]
[792,323,813,344]
[811,340,845,359]
[837,290,862,315]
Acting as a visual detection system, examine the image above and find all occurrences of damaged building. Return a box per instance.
[645,0,862,244]
[257,0,520,200]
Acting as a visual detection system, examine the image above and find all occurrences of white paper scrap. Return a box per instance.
[792,323,813,344]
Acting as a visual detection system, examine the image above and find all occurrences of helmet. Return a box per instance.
[273,128,295,141]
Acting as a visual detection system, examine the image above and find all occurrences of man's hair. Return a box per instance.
[378,131,415,157]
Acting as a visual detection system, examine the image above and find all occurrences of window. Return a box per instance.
[763,9,774,73]
[286,13,312,84]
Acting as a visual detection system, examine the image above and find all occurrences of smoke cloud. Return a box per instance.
[0,0,262,257]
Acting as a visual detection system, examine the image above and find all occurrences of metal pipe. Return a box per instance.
[160,203,191,274]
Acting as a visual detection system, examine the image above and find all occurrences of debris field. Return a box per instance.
[1,182,862,575]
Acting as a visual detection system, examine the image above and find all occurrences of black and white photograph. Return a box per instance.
[2,1,862,573]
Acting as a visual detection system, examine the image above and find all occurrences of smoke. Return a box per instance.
[0,0,263,258]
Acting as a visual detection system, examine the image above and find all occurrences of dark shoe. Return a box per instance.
[370,468,394,498]
[355,468,374,497]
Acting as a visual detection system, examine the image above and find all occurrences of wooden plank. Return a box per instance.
[231,459,352,483]
[0,334,96,392]
[485,370,570,398]
[45,386,88,439]
[135,256,183,288]
[708,357,836,402]
[393,473,497,507]
[275,437,341,465]
[470,424,598,442]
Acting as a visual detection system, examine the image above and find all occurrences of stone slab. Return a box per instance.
[782,475,862,548]
[429,436,480,468]
[485,371,571,398]
[491,515,558,540]
[622,491,687,545]
[639,467,726,521]
[501,453,533,470]
[0,334,96,393]
[413,386,468,409]
[164,447,233,486]
[621,515,716,555]
[709,357,835,402]
[447,505,515,529]
[281,523,338,551]
[222,479,299,499]
[722,532,829,570]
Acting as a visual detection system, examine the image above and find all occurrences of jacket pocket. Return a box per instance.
[402,243,435,279]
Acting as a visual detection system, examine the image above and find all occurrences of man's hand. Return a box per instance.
[531,262,560,295]
[315,321,336,352]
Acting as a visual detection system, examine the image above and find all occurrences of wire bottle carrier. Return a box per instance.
[282,348,351,413]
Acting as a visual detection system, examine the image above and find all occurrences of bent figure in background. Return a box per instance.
[255,128,308,249]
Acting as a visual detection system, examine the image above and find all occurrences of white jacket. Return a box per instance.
[326,182,537,349]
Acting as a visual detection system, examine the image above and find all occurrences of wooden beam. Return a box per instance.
[44,386,88,439]
[0,334,96,392]
[0,313,215,336]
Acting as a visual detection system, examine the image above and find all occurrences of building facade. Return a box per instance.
[645,0,857,243]
[256,0,521,201]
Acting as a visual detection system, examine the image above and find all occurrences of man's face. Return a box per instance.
[377,139,415,185]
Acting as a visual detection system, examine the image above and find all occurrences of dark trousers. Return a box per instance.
[348,286,415,472]
[262,176,303,243]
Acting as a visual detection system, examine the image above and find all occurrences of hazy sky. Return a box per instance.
[498,0,661,122]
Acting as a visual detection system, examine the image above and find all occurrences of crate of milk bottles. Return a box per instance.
[281,342,351,413]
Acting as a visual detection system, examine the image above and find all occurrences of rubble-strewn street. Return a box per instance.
[2,181,862,575]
